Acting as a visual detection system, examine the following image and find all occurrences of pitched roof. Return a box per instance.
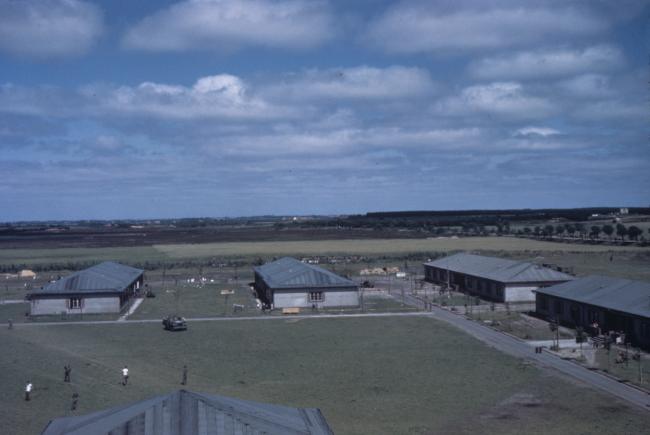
[535,275,650,319]
[29,261,143,297]
[41,389,333,435]
[424,253,573,284]
[255,257,356,289]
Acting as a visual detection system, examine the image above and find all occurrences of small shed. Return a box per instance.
[254,257,359,308]
[27,261,144,315]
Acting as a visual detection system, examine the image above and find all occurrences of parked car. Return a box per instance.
[162,315,187,331]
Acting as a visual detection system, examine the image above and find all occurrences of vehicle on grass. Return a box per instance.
[162,315,187,331]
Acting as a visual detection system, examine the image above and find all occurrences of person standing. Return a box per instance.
[71,392,79,411]
[64,365,71,383]
[122,366,129,386]
[25,382,32,401]
[181,365,188,386]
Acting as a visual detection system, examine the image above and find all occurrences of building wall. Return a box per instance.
[273,287,359,308]
[424,264,567,303]
[504,285,538,302]
[535,293,650,350]
[30,296,121,315]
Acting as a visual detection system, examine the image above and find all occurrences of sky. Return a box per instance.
[0,0,649,221]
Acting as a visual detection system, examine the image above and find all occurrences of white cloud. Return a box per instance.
[558,74,614,98]
[0,0,103,58]
[436,82,555,119]
[515,127,561,137]
[123,0,333,52]
[364,3,607,53]
[469,45,624,80]
[211,127,483,157]
[85,74,295,120]
[264,66,436,101]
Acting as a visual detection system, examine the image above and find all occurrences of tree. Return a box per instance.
[590,225,601,239]
[523,227,532,235]
[602,224,614,239]
[575,223,586,238]
[565,224,576,237]
[616,223,627,240]
[627,226,642,240]
[544,225,554,237]
[555,225,565,236]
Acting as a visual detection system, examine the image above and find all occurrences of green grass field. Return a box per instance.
[1,317,649,435]
[2,236,649,267]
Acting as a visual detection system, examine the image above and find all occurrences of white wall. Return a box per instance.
[273,289,359,308]
[30,296,121,315]
[504,285,538,302]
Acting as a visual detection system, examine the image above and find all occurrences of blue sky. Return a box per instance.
[0,0,648,221]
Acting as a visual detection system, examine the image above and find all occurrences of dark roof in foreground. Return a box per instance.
[29,261,143,297]
[255,257,356,289]
[423,253,573,284]
[535,275,650,319]
[41,389,333,435]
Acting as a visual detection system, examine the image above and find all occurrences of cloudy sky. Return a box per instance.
[0,0,648,221]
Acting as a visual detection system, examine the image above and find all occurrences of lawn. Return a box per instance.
[1,316,649,435]
[3,236,649,268]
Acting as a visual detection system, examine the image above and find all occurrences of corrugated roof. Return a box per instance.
[30,261,143,296]
[255,257,356,289]
[535,275,650,319]
[424,253,573,284]
[41,389,333,435]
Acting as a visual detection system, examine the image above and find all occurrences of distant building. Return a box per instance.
[535,275,650,349]
[27,261,143,315]
[423,253,573,302]
[41,389,333,435]
[254,257,359,308]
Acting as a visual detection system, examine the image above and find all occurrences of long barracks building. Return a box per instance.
[535,275,650,349]
[423,253,573,303]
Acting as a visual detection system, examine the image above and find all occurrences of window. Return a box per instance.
[68,298,83,309]
[309,292,324,302]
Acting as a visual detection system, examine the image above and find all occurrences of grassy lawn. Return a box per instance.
[3,237,649,268]
[594,348,650,389]
[1,317,649,435]
[467,312,574,341]
[129,283,259,319]
[154,237,650,259]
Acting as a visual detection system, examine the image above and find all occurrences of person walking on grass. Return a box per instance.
[64,364,71,383]
[181,365,188,386]
[71,392,79,411]
[25,381,32,401]
[122,366,129,386]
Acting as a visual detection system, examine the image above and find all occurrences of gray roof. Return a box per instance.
[255,257,356,289]
[535,275,650,319]
[41,389,333,435]
[29,261,143,297]
[424,253,573,284]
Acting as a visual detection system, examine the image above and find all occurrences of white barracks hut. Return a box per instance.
[424,253,573,303]
[27,261,144,315]
[254,257,359,309]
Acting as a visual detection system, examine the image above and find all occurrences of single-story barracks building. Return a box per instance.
[424,253,573,302]
[27,261,144,315]
[42,389,333,435]
[535,275,650,349]
[254,257,359,309]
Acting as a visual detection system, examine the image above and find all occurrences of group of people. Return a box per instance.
[24,364,189,409]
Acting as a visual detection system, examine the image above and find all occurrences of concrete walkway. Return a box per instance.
[6,310,433,327]
[428,306,650,410]
[117,298,144,321]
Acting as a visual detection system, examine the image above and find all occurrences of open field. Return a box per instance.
[2,236,649,268]
[2,316,650,435]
